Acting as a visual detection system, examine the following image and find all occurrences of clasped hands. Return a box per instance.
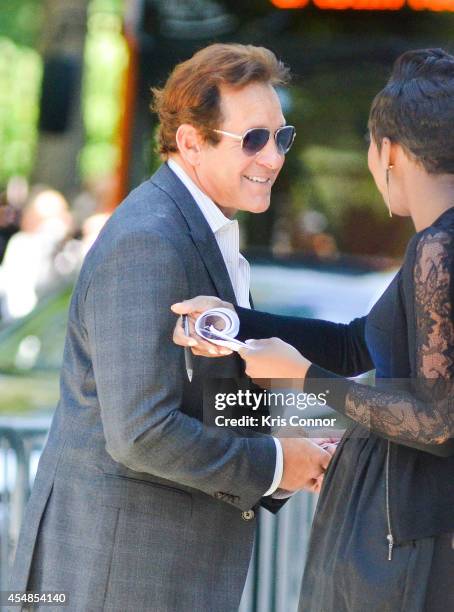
[171,295,339,494]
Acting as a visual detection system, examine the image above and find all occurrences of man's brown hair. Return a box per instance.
[151,43,290,158]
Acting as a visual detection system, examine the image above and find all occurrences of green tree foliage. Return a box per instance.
[0,1,43,185]
[79,0,128,180]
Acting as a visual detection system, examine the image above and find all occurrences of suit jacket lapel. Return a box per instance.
[150,163,238,306]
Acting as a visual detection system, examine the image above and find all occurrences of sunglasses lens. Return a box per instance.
[242,129,270,155]
[276,126,296,154]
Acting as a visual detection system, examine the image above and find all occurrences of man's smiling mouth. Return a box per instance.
[243,175,271,184]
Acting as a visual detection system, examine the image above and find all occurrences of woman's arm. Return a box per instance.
[305,229,454,457]
[236,307,373,377]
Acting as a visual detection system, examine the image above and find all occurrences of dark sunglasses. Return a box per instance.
[212,125,296,156]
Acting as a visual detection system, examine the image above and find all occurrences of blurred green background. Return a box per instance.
[1,0,453,258]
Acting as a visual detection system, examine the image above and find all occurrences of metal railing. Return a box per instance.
[239,492,316,612]
[0,417,51,591]
[0,419,316,611]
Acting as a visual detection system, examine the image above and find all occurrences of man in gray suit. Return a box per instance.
[9,44,330,611]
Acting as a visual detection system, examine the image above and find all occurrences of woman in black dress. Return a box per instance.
[235,48,454,612]
[173,48,454,611]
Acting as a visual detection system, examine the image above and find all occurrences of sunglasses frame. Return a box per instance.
[211,125,296,156]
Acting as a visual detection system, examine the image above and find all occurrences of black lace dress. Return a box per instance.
[300,212,454,612]
[238,207,454,612]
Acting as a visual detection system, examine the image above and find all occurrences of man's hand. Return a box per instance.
[279,437,332,492]
[171,296,235,357]
[303,438,340,493]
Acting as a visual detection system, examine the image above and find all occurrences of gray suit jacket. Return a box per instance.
[9,164,277,611]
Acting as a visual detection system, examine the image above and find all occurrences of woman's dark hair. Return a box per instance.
[368,48,454,174]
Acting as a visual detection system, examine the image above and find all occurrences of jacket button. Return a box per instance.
[241,510,255,521]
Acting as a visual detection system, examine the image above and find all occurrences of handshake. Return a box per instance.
[171,295,339,495]
[278,437,337,495]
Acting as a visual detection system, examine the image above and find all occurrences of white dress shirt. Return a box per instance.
[168,158,283,496]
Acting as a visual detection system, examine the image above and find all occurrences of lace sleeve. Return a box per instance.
[342,229,454,445]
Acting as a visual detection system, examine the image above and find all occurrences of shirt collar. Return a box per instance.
[167,158,233,235]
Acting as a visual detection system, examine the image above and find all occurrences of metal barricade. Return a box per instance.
[0,417,51,591]
[0,418,316,611]
[239,492,316,612]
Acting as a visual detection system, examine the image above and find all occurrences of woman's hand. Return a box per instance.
[238,338,312,379]
[171,296,234,357]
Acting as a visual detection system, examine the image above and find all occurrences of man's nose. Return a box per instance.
[256,137,284,170]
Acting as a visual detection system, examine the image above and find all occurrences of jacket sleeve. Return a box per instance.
[305,228,454,457]
[84,230,276,510]
[236,307,373,377]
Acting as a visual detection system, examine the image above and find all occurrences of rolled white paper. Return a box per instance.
[194,308,249,352]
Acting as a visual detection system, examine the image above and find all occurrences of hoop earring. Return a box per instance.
[386,164,394,218]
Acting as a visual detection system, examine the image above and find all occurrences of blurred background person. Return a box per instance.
[0,187,73,321]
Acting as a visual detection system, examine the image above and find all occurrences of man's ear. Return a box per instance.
[175,124,202,166]
[379,137,396,170]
